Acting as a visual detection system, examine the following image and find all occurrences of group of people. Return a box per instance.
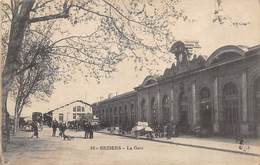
[51,119,94,140]
[51,119,67,139]
[83,121,94,139]
[152,122,176,139]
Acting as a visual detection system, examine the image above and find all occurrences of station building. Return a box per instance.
[92,41,260,137]
[47,100,92,123]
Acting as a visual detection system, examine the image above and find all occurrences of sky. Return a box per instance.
[7,0,260,117]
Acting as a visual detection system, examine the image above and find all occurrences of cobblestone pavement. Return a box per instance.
[4,127,260,165]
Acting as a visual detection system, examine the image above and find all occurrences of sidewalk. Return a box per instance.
[97,129,260,157]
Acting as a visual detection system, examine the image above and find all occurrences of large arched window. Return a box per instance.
[178,91,188,127]
[255,77,260,124]
[200,87,210,101]
[222,82,239,136]
[162,95,170,125]
[223,82,238,96]
[141,99,146,121]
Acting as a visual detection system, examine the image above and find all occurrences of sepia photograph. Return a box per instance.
[0,0,260,165]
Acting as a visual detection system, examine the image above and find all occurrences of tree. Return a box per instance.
[10,29,60,133]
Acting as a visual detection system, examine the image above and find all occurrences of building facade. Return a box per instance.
[48,100,92,123]
[92,41,260,137]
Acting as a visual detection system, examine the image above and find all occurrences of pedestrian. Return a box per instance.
[31,121,39,138]
[83,121,89,139]
[154,125,159,138]
[89,122,94,139]
[52,119,58,137]
[58,122,63,138]
[159,124,164,138]
[61,122,67,138]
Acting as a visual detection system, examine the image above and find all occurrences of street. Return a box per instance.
[4,128,260,165]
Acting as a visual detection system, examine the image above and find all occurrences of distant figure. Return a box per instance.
[238,137,250,152]
[31,121,39,138]
[238,137,245,150]
[83,121,90,139]
[89,122,94,139]
[159,124,164,137]
[154,126,159,138]
[61,122,67,139]
[58,122,63,138]
[52,119,58,137]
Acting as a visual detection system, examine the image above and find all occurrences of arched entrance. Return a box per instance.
[199,87,212,132]
[254,77,260,136]
[222,82,239,136]
[162,95,170,125]
[141,99,146,122]
[151,97,158,128]
[178,91,189,132]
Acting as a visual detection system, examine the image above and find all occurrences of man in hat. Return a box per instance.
[52,119,58,137]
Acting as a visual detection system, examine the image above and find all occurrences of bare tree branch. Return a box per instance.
[29,11,69,23]
[29,0,72,23]
[102,0,143,24]
[31,0,54,12]
[73,4,112,19]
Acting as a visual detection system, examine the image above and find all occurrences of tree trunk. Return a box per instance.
[14,105,20,134]
[1,85,9,152]
[0,86,8,163]
[14,96,23,134]
[1,0,35,152]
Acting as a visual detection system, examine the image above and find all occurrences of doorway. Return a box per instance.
[199,87,212,132]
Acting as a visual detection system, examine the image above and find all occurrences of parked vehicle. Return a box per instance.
[132,122,154,138]
[22,122,33,132]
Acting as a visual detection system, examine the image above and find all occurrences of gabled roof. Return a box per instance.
[47,100,91,113]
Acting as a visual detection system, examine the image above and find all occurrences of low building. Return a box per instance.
[47,100,92,123]
[93,91,137,129]
[92,41,260,137]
